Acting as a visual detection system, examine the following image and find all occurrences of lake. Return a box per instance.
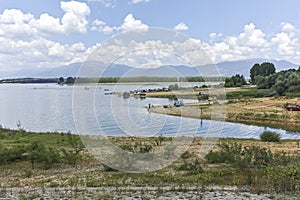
[0,83,299,139]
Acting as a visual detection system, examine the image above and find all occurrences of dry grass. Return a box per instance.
[149,97,300,130]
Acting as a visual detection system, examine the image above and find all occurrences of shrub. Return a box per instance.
[260,131,281,142]
[177,159,204,174]
[205,142,275,168]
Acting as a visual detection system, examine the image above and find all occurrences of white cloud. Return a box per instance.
[91,14,148,34]
[239,23,268,48]
[2,2,300,78]
[209,33,222,40]
[281,22,295,33]
[0,9,37,40]
[0,1,91,37]
[59,1,91,34]
[30,13,64,34]
[120,14,149,32]
[174,22,189,31]
[130,0,150,4]
[0,1,92,73]
[271,32,298,56]
[90,19,115,34]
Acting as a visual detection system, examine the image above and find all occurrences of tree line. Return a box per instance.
[225,61,300,97]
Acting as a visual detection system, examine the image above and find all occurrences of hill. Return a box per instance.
[2,59,298,79]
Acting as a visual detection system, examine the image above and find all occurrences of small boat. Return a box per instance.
[174,100,184,107]
[104,89,109,91]
[285,104,300,111]
[105,92,113,95]
[133,91,146,98]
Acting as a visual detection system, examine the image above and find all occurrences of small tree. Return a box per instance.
[225,74,246,87]
[65,77,75,84]
[260,131,281,142]
[58,77,64,84]
[168,83,179,91]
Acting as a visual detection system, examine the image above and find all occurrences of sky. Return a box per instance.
[1,0,300,74]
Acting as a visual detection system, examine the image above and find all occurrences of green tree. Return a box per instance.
[58,77,64,84]
[65,77,75,84]
[225,74,246,87]
[250,62,276,84]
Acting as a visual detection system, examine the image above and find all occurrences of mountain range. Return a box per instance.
[2,58,298,79]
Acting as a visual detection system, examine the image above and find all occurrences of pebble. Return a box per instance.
[0,187,298,200]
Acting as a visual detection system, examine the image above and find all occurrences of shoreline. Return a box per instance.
[148,96,300,133]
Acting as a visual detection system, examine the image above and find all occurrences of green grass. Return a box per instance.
[226,88,258,99]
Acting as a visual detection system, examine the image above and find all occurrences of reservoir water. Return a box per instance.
[0,83,299,139]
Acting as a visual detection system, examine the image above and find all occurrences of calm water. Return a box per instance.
[0,83,299,139]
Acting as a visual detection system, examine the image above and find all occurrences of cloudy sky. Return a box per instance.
[1,0,300,74]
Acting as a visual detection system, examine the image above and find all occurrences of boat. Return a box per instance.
[133,91,146,98]
[105,92,113,95]
[174,100,184,107]
[285,104,300,111]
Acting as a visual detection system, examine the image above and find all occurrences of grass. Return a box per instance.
[0,128,299,197]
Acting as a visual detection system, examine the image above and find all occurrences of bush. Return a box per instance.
[177,159,204,174]
[204,142,275,168]
[260,131,281,142]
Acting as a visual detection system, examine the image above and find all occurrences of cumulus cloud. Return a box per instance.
[0,0,93,73]
[0,1,91,37]
[0,9,36,39]
[91,13,148,34]
[119,14,149,31]
[2,2,300,77]
[174,22,189,31]
[239,23,268,48]
[60,1,91,33]
[281,22,295,33]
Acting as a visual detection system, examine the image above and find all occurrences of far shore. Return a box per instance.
[146,89,300,132]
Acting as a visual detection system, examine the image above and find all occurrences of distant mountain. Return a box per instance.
[1,59,298,79]
[212,59,298,77]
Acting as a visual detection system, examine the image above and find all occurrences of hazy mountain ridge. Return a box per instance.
[2,59,298,79]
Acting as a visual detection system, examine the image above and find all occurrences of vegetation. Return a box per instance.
[204,142,300,193]
[0,129,84,170]
[260,131,281,142]
[0,78,58,84]
[0,128,299,197]
[168,83,179,90]
[250,62,276,84]
[224,74,247,87]
[256,67,300,96]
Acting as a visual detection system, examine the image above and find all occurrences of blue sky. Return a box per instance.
[1,0,300,73]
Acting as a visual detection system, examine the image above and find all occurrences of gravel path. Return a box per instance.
[0,187,298,200]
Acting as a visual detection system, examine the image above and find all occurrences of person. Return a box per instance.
[148,103,151,110]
